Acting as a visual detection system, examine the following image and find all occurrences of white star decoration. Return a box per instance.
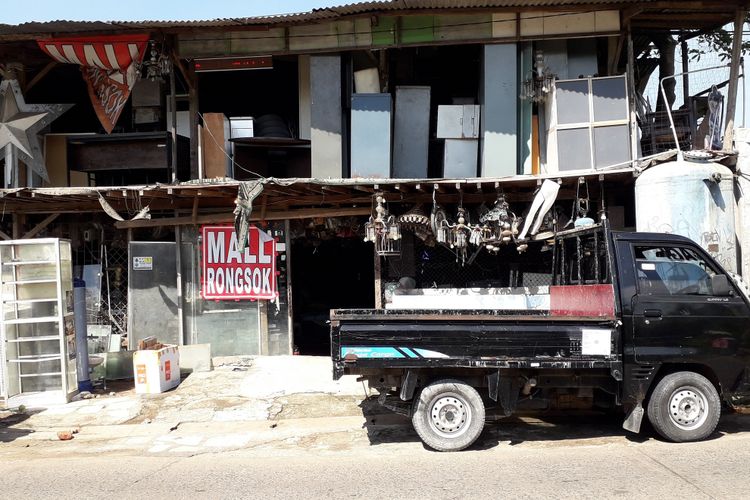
[0,79,71,182]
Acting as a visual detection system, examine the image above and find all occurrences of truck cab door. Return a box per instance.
[628,243,750,382]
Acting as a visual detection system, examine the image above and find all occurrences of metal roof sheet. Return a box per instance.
[0,1,646,37]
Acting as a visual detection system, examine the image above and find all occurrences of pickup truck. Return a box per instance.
[331,224,750,451]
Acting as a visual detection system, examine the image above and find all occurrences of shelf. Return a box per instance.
[6,335,61,342]
[1,298,58,305]
[19,372,63,378]
[1,260,56,266]
[8,355,62,363]
[2,278,57,285]
[3,316,60,325]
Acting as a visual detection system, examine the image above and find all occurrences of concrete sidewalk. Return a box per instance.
[1,356,368,434]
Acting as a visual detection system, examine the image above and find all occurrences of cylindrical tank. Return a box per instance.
[73,278,93,392]
[635,159,737,273]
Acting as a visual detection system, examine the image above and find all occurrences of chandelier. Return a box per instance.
[520,50,555,103]
[140,40,172,81]
[364,194,402,256]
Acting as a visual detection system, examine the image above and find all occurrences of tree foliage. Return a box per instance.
[690,17,750,62]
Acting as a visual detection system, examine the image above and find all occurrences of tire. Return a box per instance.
[411,379,485,452]
[646,371,721,442]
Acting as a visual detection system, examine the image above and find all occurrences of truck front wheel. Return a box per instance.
[647,371,721,442]
[412,379,485,452]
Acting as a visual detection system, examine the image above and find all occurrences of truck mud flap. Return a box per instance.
[488,370,521,416]
[622,403,644,434]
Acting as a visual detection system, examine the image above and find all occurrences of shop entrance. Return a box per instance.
[291,230,374,356]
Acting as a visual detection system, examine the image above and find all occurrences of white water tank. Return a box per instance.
[635,159,737,272]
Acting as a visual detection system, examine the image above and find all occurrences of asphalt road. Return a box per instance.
[2,413,750,499]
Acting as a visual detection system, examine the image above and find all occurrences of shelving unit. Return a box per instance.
[1,239,78,407]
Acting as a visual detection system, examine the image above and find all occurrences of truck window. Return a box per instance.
[634,245,717,296]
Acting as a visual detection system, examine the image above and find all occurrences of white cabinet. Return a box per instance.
[437,105,481,139]
[1,239,78,407]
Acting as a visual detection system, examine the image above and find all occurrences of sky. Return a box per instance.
[0,0,338,24]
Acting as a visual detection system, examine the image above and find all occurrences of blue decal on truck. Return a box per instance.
[341,346,405,358]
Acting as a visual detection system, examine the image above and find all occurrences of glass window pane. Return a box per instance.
[557,128,592,171]
[634,245,717,296]
[592,76,628,122]
[556,80,590,124]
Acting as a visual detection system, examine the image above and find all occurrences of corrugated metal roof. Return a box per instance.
[0,0,739,39]
[0,0,647,37]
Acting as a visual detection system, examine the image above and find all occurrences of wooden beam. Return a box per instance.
[114,206,371,229]
[23,61,57,94]
[22,213,59,239]
[723,8,745,151]
[0,229,11,240]
[191,196,199,224]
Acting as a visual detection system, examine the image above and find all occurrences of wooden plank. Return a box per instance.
[22,213,58,239]
[114,206,371,229]
[723,8,745,151]
[23,61,57,94]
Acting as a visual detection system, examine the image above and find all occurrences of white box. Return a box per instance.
[133,345,180,394]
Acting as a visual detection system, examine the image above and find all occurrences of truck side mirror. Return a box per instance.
[711,274,732,296]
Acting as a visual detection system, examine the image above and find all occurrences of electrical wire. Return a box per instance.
[196,110,266,179]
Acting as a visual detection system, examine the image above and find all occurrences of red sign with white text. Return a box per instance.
[201,225,276,300]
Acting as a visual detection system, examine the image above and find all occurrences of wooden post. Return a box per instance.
[188,64,200,180]
[170,55,178,183]
[175,223,185,345]
[627,28,638,167]
[681,40,690,108]
[374,251,382,309]
[723,9,746,151]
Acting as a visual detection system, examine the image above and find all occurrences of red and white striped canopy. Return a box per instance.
[37,34,148,72]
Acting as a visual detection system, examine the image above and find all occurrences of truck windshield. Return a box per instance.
[634,245,717,296]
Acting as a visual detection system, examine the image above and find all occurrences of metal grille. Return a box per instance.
[398,238,555,289]
[98,245,128,340]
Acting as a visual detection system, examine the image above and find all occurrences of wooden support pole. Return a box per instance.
[188,62,200,180]
[22,213,58,239]
[627,28,638,167]
[12,213,23,239]
[23,61,57,94]
[681,40,690,108]
[723,9,746,151]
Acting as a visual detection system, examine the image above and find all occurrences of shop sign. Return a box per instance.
[201,225,276,300]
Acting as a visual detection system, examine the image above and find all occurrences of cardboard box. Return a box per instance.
[133,345,180,394]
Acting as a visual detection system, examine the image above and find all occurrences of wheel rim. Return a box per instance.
[668,386,709,431]
[428,392,472,438]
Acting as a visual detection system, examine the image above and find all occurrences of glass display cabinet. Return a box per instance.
[1,239,78,407]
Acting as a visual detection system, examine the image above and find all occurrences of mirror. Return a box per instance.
[711,274,733,297]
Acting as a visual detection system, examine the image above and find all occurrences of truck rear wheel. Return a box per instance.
[646,371,721,442]
[412,379,485,452]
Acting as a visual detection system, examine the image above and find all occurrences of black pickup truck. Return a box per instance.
[331,224,750,451]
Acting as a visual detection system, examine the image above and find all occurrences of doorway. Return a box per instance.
[291,232,374,356]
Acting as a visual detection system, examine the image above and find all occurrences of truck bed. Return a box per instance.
[331,308,621,378]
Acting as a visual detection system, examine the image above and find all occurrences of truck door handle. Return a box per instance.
[644,309,662,318]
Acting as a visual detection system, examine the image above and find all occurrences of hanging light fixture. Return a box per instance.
[364,194,402,256]
[520,49,555,103]
[140,40,172,81]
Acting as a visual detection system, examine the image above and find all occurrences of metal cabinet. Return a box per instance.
[351,93,392,178]
[393,86,430,178]
[1,239,77,407]
[437,105,481,139]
